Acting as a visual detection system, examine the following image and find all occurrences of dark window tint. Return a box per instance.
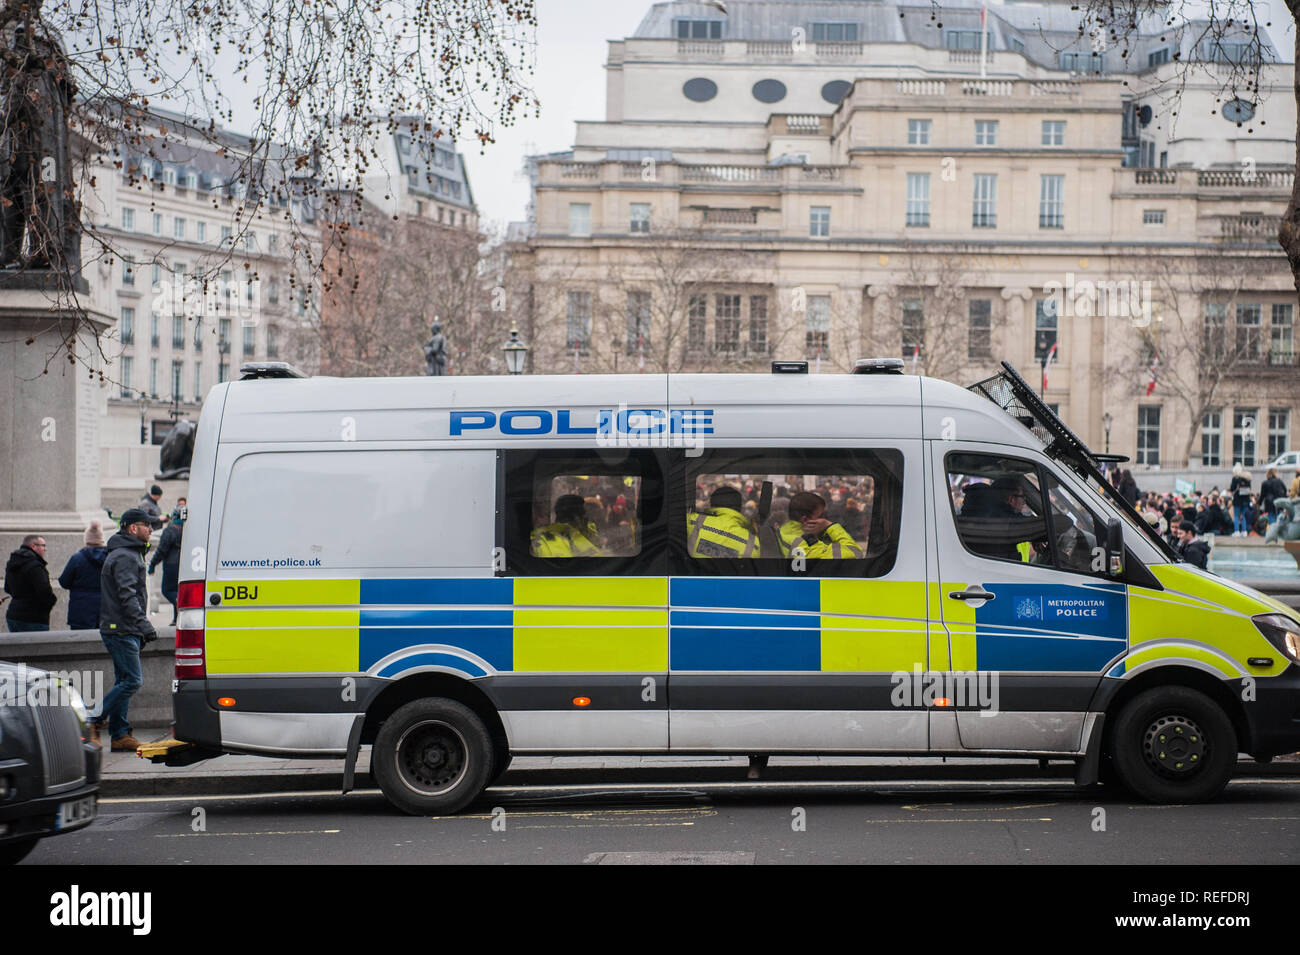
[501,449,666,576]
[752,79,787,104]
[683,78,718,102]
[674,448,904,577]
[821,80,852,104]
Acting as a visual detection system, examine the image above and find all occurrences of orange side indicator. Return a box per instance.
[572,697,591,707]
[217,697,237,707]
[933,697,953,708]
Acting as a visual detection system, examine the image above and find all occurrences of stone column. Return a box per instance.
[0,283,112,630]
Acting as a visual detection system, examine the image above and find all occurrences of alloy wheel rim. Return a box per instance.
[1141,714,1208,778]
[395,720,468,796]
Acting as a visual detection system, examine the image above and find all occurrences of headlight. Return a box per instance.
[1253,613,1300,663]
[57,679,90,727]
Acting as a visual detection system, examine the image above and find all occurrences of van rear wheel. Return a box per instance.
[1109,686,1236,803]
[373,699,492,815]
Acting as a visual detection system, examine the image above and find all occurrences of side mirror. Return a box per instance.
[1106,518,1125,576]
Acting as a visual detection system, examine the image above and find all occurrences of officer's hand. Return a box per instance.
[801,517,832,537]
[148,566,155,575]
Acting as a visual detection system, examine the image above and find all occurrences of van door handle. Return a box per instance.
[949,587,995,601]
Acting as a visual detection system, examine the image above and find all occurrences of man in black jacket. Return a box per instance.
[93,509,158,750]
[4,535,57,632]
[1174,523,1211,570]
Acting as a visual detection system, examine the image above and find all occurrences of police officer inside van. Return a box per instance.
[777,491,863,559]
[531,494,607,558]
[688,486,761,558]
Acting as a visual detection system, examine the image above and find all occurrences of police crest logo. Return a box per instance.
[1015,596,1044,621]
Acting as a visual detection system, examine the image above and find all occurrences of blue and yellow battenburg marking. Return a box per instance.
[203,577,933,675]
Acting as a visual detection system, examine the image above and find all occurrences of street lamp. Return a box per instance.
[136,392,154,445]
[1102,411,1113,456]
[502,327,529,375]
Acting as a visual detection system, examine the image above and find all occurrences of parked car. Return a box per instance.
[0,662,100,864]
[1263,449,1299,472]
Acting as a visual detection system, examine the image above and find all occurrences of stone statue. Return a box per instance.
[424,319,447,376]
[1264,498,1300,544]
[156,420,197,480]
[0,26,80,273]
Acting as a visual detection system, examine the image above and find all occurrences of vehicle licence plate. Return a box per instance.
[55,795,96,831]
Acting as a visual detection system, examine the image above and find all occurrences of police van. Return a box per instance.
[153,359,1300,813]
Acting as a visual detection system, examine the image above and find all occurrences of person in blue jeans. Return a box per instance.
[92,509,157,751]
[1229,464,1252,537]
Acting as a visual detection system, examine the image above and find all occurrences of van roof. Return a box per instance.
[213,372,1038,448]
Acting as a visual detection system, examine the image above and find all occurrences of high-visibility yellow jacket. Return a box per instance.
[687,507,760,558]
[530,521,606,557]
[777,520,863,559]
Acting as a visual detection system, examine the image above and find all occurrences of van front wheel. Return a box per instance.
[1110,686,1236,803]
[373,699,492,815]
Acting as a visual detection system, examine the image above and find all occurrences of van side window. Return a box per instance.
[673,448,903,577]
[946,452,1108,576]
[501,449,665,576]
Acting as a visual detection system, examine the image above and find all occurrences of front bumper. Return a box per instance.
[1244,666,1300,758]
[0,739,101,844]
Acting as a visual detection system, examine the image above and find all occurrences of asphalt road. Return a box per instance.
[22,777,1300,864]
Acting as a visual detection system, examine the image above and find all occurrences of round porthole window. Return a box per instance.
[683,78,718,102]
[1222,98,1255,123]
[752,79,787,104]
[821,80,852,104]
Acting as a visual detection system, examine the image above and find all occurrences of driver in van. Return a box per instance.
[531,494,607,558]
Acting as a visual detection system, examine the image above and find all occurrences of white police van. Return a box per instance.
[147,359,1300,814]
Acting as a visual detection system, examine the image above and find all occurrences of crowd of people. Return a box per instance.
[1110,465,1300,570]
[2,486,188,753]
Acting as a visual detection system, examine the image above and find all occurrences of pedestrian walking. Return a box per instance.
[137,484,167,530]
[149,506,185,624]
[91,509,158,751]
[3,535,57,632]
[58,522,109,630]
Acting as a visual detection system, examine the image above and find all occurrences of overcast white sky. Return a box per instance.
[462,0,1296,233]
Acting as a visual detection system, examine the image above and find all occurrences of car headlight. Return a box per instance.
[1253,613,1300,663]
[56,679,90,727]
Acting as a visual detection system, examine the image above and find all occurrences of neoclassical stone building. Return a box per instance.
[511,0,1298,470]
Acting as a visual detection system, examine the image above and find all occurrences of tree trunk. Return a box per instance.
[1280,6,1300,295]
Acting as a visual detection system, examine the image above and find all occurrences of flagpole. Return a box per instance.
[980,1,988,78]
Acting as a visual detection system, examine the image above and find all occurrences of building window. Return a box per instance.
[196,221,206,242]
[1139,140,1156,168]
[675,18,722,39]
[626,291,651,353]
[121,208,135,231]
[120,356,133,397]
[901,298,924,360]
[1269,409,1291,461]
[193,316,203,352]
[122,260,134,286]
[268,234,278,254]
[1039,175,1064,229]
[149,357,158,396]
[905,173,930,227]
[1137,406,1161,465]
[120,307,135,345]
[267,325,279,359]
[1204,302,1227,360]
[268,279,279,305]
[218,361,229,384]
[1201,410,1222,467]
[688,294,707,352]
[1234,408,1258,466]
[805,295,830,359]
[748,295,768,354]
[714,294,741,352]
[1236,303,1262,361]
[946,30,989,51]
[1148,47,1170,67]
[1270,303,1294,364]
[174,217,186,239]
[566,291,591,351]
[907,119,931,145]
[172,316,185,349]
[152,213,162,235]
[974,120,999,146]
[193,363,202,402]
[811,22,858,42]
[968,299,992,359]
[568,203,591,237]
[1034,299,1059,361]
[1041,120,1065,146]
[1008,36,1025,54]
[243,324,255,356]
[171,361,183,399]
[809,206,830,237]
[1060,50,1106,72]
[972,174,997,228]
[150,312,159,347]
[630,203,650,234]
[1143,209,1166,226]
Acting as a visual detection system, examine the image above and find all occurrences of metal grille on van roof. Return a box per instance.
[239,361,308,380]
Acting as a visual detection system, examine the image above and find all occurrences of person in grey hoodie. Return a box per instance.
[92,509,158,750]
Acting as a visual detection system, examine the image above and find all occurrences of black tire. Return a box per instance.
[0,838,40,865]
[1109,686,1237,803]
[372,699,492,815]
[489,741,513,787]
